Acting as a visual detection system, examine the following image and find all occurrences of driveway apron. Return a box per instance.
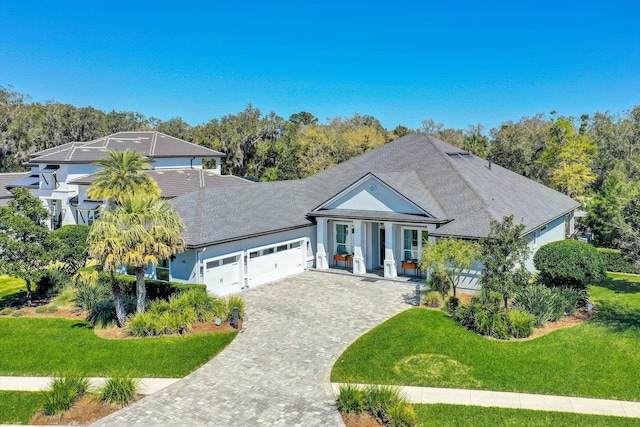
[93,271,415,426]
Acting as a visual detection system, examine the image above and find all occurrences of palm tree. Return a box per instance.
[87,194,186,325]
[87,149,160,202]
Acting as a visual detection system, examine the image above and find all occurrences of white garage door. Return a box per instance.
[247,239,305,287]
[203,254,242,296]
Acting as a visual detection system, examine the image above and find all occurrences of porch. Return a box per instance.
[313,216,437,279]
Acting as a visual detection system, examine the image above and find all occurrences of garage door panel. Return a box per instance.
[248,243,304,287]
[204,257,241,296]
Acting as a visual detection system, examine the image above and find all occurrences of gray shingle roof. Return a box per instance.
[70,169,250,199]
[171,134,579,247]
[28,132,224,164]
[0,172,31,197]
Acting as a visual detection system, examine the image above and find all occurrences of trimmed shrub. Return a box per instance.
[425,268,451,297]
[443,295,459,313]
[11,310,25,317]
[558,287,588,316]
[534,240,606,289]
[0,308,12,316]
[125,312,160,337]
[385,401,418,427]
[87,297,136,329]
[99,376,138,407]
[36,266,71,297]
[424,291,444,308]
[513,285,556,327]
[336,384,364,414]
[126,290,226,336]
[74,281,112,311]
[41,375,89,416]
[507,308,536,338]
[597,248,640,274]
[35,306,49,314]
[362,385,402,423]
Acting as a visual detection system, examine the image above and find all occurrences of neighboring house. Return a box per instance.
[169,133,579,295]
[0,172,29,206]
[4,131,248,229]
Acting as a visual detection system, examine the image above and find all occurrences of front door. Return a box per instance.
[379,228,385,267]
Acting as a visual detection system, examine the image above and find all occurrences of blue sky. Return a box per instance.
[1,1,638,131]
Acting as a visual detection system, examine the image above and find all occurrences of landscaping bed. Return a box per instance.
[332,276,640,401]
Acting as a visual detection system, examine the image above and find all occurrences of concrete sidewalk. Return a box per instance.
[331,383,640,419]
[0,376,178,395]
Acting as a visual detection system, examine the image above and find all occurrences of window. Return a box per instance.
[403,228,429,261]
[87,210,98,226]
[262,247,274,255]
[222,256,237,265]
[335,223,353,255]
[277,245,288,252]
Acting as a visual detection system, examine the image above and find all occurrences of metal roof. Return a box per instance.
[76,201,103,210]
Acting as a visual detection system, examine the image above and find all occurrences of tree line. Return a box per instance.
[2,85,639,249]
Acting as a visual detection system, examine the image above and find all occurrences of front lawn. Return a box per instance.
[332,275,640,401]
[0,391,42,424]
[0,275,26,308]
[414,404,639,427]
[0,317,236,377]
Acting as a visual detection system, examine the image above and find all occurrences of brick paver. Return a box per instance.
[93,270,415,426]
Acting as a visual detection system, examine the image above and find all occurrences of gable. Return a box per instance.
[322,175,426,215]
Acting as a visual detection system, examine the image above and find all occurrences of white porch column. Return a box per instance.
[352,220,366,275]
[383,222,397,278]
[315,218,329,269]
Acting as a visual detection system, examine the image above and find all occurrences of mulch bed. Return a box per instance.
[342,412,383,427]
[30,395,126,425]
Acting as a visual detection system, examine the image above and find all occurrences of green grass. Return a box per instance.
[0,275,26,308]
[0,391,42,424]
[332,274,640,401]
[415,404,639,427]
[0,317,237,377]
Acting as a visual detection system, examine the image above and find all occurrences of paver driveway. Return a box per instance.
[94,270,415,426]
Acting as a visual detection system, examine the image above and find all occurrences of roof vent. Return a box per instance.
[446,151,470,157]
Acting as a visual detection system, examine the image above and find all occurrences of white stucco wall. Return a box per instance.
[170,226,317,284]
[524,215,567,271]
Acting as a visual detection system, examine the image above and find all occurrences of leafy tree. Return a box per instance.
[289,111,318,126]
[489,114,551,181]
[462,124,489,158]
[48,225,90,274]
[194,105,287,177]
[419,118,464,146]
[392,125,413,138]
[87,149,160,202]
[545,118,597,198]
[533,240,605,289]
[152,117,194,141]
[480,216,531,308]
[586,165,637,247]
[0,188,55,305]
[87,195,186,322]
[420,238,481,296]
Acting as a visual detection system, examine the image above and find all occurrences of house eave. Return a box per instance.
[185,223,315,249]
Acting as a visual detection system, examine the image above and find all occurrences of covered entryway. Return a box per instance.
[247,238,306,288]
[203,252,242,296]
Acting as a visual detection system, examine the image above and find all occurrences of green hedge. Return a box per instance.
[93,270,205,300]
[597,248,640,274]
[533,240,605,289]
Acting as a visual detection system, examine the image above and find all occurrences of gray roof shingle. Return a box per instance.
[28,132,224,164]
[0,172,31,197]
[171,134,579,247]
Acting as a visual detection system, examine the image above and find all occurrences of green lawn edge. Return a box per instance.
[414,404,639,427]
[0,317,237,377]
[331,275,640,401]
[0,391,42,424]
